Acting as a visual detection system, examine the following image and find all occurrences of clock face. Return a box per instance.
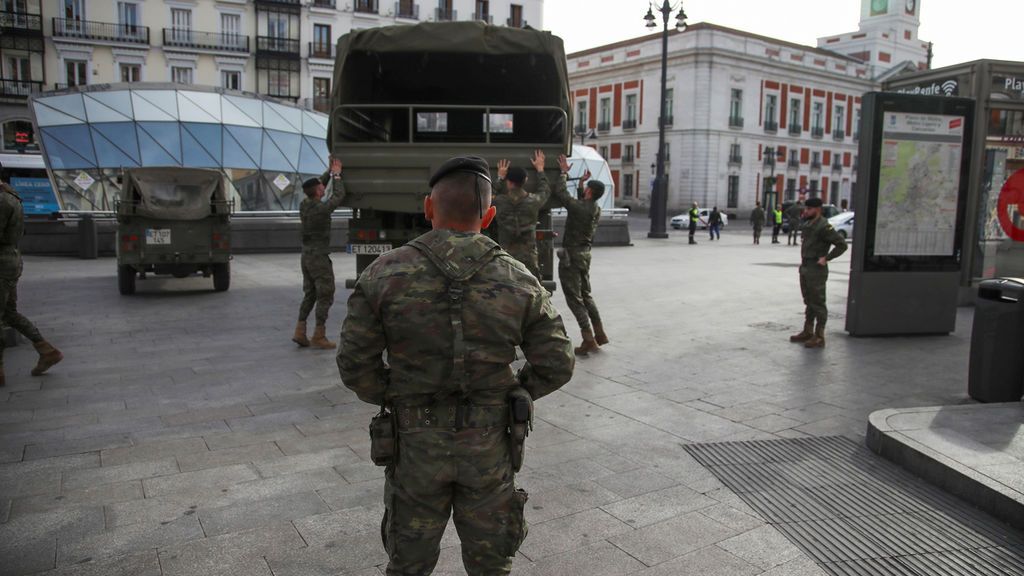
[870,0,889,16]
[905,0,916,14]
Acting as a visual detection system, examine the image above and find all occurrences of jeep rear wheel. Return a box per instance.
[118,265,136,295]
[212,263,230,292]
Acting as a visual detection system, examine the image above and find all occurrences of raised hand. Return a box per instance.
[497,159,510,179]
[558,154,571,174]
[531,149,546,172]
[329,156,342,175]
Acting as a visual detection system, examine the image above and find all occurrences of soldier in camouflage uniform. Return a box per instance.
[786,194,806,246]
[293,156,346,350]
[0,182,62,386]
[490,152,551,281]
[338,156,574,576]
[551,153,608,356]
[790,197,847,349]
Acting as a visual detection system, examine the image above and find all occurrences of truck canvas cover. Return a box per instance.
[120,167,227,221]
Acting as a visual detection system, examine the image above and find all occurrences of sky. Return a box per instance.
[543,0,1024,69]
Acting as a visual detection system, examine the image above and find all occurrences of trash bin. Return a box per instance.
[968,278,1024,402]
[79,213,98,259]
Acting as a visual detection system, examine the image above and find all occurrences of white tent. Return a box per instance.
[563,145,615,212]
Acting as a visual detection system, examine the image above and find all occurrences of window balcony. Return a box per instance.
[395,2,419,19]
[53,18,150,45]
[0,78,43,100]
[811,160,822,170]
[787,159,800,168]
[831,160,843,171]
[811,126,824,139]
[473,12,492,23]
[354,0,378,14]
[256,36,301,57]
[728,154,742,166]
[255,0,302,5]
[621,154,634,164]
[833,129,845,141]
[597,121,611,132]
[311,0,335,7]
[308,42,335,59]
[507,17,524,27]
[436,7,456,21]
[1,10,42,36]
[163,29,249,53]
[623,119,637,130]
[728,115,743,128]
[663,115,674,127]
[788,123,802,136]
[764,120,778,133]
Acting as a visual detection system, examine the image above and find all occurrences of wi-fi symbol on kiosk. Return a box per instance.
[941,80,958,96]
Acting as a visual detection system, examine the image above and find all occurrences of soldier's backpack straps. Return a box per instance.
[407,235,502,400]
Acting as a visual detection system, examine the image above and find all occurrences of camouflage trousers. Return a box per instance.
[0,278,43,363]
[504,240,540,281]
[558,248,602,333]
[298,252,335,326]
[799,263,829,327]
[382,427,527,576]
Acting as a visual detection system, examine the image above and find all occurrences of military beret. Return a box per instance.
[429,156,492,187]
[805,197,823,208]
[587,180,606,194]
[506,167,527,186]
[302,177,321,191]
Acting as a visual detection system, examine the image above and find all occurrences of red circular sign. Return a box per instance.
[998,169,1024,242]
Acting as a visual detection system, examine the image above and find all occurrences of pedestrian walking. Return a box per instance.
[708,206,722,241]
[0,181,63,386]
[750,202,765,245]
[553,154,609,356]
[491,152,552,280]
[786,196,805,246]
[772,203,783,244]
[688,202,699,244]
[293,156,346,350]
[338,155,574,576]
[790,197,847,349]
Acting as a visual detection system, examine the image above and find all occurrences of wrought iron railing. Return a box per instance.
[663,115,674,126]
[0,78,43,98]
[623,119,637,130]
[729,115,744,128]
[764,120,778,133]
[788,123,802,136]
[832,160,843,171]
[311,0,336,7]
[436,7,456,20]
[395,1,419,19]
[473,12,492,23]
[0,10,42,33]
[833,129,845,141]
[728,154,742,165]
[52,18,149,44]
[308,42,335,59]
[811,126,824,138]
[354,0,379,13]
[621,154,634,164]
[597,121,611,132]
[162,29,249,52]
[256,36,300,55]
[811,160,822,170]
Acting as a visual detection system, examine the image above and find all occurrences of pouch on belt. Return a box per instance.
[507,387,533,472]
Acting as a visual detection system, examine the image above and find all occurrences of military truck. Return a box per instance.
[115,167,233,295]
[327,22,572,289]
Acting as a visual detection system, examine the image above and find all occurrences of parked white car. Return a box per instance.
[829,212,854,240]
[670,209,729,230]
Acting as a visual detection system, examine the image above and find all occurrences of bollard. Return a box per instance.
[79,213,98,259]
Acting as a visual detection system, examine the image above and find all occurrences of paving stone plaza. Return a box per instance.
[0,220,1021,575]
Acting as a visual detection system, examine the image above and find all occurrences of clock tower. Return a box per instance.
[817,0,930,77]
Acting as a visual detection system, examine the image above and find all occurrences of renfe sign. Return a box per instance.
[993,75,1024,101]
[894,78,960,97]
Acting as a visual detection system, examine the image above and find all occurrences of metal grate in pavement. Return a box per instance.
[685,436,1024,575]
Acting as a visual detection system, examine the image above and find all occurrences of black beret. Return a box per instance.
[587,180,605,194]
[429,156,492,187]
[506,167,527,186]
[302,177,321,190]
[805,197,823,208]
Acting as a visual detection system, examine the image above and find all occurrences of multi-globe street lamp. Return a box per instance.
[645,1,687,239]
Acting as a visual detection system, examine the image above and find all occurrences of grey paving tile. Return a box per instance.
[24,434,133,461]
[716,525,805,570]
[264,529,387,576]
[11,480,143,517]
[0,506,105,575]
[528,540,646,576]
[100,437,208,467]
[744,414,805,433]
[202,427,305,451]
[57,513,204,566]
[161,404,253,427]
[523,479,620,524]
[176,442,283,473]
[600,484,716,527]
[595,467,679,499]
[142,464,260,498]
[199,490,330,537]
[292,505,383,542]
[63,458,178,491]
[758,556,830,576]
[28,551,161,576]
[633,544,762,576]
[253,447,361,478]
[608,510,739,566]
[519,508,633,560]
[158,522,306,576]
[274,430,360,456]
[316,479,383,512]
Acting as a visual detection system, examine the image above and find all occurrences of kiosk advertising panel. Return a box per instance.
[847,92,975,336]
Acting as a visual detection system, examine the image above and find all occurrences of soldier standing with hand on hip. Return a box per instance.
[338,156,574,576]
[0,181,62,385]
[292,156,346,350]
[790,197,847,349]
[552,153,608,356]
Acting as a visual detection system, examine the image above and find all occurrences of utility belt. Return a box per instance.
[395,403,507,430]
[802,257,827,266]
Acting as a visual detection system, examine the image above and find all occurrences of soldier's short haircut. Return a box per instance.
[431,172,492,224]
[302,177,321,197]
[587,180,606,201]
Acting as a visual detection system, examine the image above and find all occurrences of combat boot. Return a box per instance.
[804,324,826,349]
[30,341,63,376]
[789,321,814,343]
[310,325,336,350]
[574,329,599,356]
[292,321,310,347]
[593,322,609,346]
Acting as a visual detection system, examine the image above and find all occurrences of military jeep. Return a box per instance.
[115,167,233,295]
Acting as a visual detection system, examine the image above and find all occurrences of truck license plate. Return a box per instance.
[146,229,171,245]
[348,243,392,255]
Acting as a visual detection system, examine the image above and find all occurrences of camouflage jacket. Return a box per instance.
[0,187,24,280]
[786,202,805,225]
[299,175,347,255]
[338,228,574,406]
[550,175,600,249]
[750,207,765,228]
[801,215,847,262]
[491,177,551,248]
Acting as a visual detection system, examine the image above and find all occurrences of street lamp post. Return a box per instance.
[645,1,687,239]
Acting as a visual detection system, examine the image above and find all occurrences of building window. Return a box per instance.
[854,108,861,140]
[830,180,840,205]
[809,179,819,197]
[2,120,38,153]
[120,63,141,83]
[664,88,674,123]
[765,94,777,123]
[729,89,742,125]
[267,11,290,38]
[789,98,801,131]
[812,102,824,133]
[397,0,417,18]
[834,105,845,138]
[312,24,331,57]
[599,145,608,159]
[170,8,192,43]
[727,175,739,208]
[598,97,610,131]
[624,93,637,127]
[268,69,291,97]
[65,59,87,87]
[508,4,523,27]
[5,55,31,82]
[576,100,587,129]
[171,66,193,85]
[221,70,241,90]
[118,2,140,34]
[475,0,489,21]
[624,144,634,161]
[664,142,671,162]
[313,77,330,112]
[623,173,634,197]
[729,142,741,163]
[785,178,796,202]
